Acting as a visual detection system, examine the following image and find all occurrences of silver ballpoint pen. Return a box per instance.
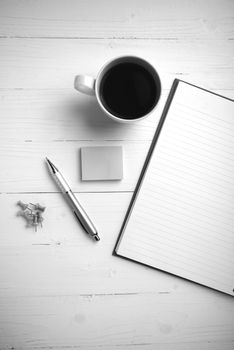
[46,158,100,241]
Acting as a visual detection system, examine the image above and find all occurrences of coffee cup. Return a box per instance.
[74,56,161,123]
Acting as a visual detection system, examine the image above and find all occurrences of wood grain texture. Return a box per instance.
[0,39,233,90]
[1,293,234,349]
[0,0,234,349]
[0,88,166,141]
[0,0,233,39]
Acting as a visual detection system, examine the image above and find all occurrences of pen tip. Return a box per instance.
[45,157,58,174]
[94,234,100,241]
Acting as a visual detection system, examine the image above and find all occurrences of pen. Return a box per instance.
[45,157,100,241]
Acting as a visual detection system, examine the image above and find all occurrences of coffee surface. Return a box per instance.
[99,62,159,119]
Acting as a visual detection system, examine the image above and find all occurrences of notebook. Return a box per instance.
[115,79,234,296]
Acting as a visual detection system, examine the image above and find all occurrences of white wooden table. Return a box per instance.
[0,1,234,349]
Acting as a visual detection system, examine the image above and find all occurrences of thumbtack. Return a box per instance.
[17,200,28,211]
[16,201,46,231]
[34,203,46,212]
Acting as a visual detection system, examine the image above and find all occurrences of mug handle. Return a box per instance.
[74,75,96,96]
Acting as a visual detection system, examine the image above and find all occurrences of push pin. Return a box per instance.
[17,200,28,211]
[16,201,46,231]
[33,203,46,212]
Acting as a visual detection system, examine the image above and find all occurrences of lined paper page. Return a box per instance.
[116,81,234,295]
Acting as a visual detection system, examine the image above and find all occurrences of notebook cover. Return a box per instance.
[113,79,234,296]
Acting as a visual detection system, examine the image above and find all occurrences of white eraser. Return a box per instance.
[81,146,123,181]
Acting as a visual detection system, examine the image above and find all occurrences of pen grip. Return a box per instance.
[54,173,91,229]
[65,191,97,235]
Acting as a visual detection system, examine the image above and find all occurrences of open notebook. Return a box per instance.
[115,79,234,296]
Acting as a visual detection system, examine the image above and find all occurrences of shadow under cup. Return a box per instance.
[97,57,161,121]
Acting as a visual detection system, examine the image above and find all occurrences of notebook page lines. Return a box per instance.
[122,228,233,279]
[120,241,233,292]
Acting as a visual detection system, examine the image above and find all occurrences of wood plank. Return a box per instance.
[0,293,233,349]
[0,88,166,142]
[0,0,233,39]
[0,39,233,89]
[0,140,150,192]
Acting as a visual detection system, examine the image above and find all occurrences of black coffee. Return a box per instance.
[99,62,160,120]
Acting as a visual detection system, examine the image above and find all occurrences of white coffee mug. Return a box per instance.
[74,56,161,123]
